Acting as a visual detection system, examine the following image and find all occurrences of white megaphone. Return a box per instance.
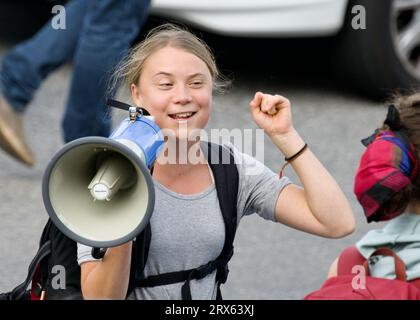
[42,99,164,251]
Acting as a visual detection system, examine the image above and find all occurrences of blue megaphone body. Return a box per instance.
[109,113,164,168]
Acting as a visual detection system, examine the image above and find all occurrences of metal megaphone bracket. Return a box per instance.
[107,99,150,122]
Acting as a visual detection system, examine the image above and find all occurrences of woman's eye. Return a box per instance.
[190,81,203,87]
[159,83,173,88]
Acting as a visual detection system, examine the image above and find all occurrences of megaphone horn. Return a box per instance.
[42,100,164,249]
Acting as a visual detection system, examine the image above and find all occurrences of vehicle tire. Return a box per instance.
[334,0,420,99]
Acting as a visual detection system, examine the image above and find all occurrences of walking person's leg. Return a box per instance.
[62,0,151,143]
[0,0,87,165]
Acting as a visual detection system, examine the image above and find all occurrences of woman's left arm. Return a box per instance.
[250,92,355,238]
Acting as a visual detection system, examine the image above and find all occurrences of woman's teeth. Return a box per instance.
[169,112,196,120]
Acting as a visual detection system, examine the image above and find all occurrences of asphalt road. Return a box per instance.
[0,7,390,300]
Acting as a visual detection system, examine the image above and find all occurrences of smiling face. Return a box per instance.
[131,46,213,140]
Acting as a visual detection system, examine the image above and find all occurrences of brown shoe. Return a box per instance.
[0,96,34,166]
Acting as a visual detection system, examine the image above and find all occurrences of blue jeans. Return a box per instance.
[0,0,150,142]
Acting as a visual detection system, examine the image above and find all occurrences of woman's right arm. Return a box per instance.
[80,241,133,300]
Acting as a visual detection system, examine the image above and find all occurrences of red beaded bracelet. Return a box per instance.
[279,143,308,178]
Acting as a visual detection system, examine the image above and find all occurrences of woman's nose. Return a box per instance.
[173,85,192,105]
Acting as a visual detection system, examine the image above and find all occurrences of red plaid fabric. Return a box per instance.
[354,130,418,222]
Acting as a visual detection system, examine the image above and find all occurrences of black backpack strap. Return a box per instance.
[43,223,82,300]
[0,220,54,300]
[132,142,239,300]
[5,240,52,300]
[2,219,83,300]
[205,142,238,299]
[180,142,238,299]
[127,222,152,297]
[39,219,53,247]
[135,256,227,286]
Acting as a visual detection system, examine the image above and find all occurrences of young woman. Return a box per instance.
[77,24,355,300]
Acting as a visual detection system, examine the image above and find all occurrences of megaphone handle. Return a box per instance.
[92,247,107,259]
[107,99,150,116]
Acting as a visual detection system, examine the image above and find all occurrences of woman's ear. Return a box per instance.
[130,83,142,106]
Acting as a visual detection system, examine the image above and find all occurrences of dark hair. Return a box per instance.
[375,91,420,218]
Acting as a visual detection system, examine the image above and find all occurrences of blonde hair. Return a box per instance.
[109,23,229,94]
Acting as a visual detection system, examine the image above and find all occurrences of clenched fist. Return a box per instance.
[249,91,293,138]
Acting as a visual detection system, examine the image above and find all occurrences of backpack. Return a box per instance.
[0,141,239,300]
[304,246,420,300]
